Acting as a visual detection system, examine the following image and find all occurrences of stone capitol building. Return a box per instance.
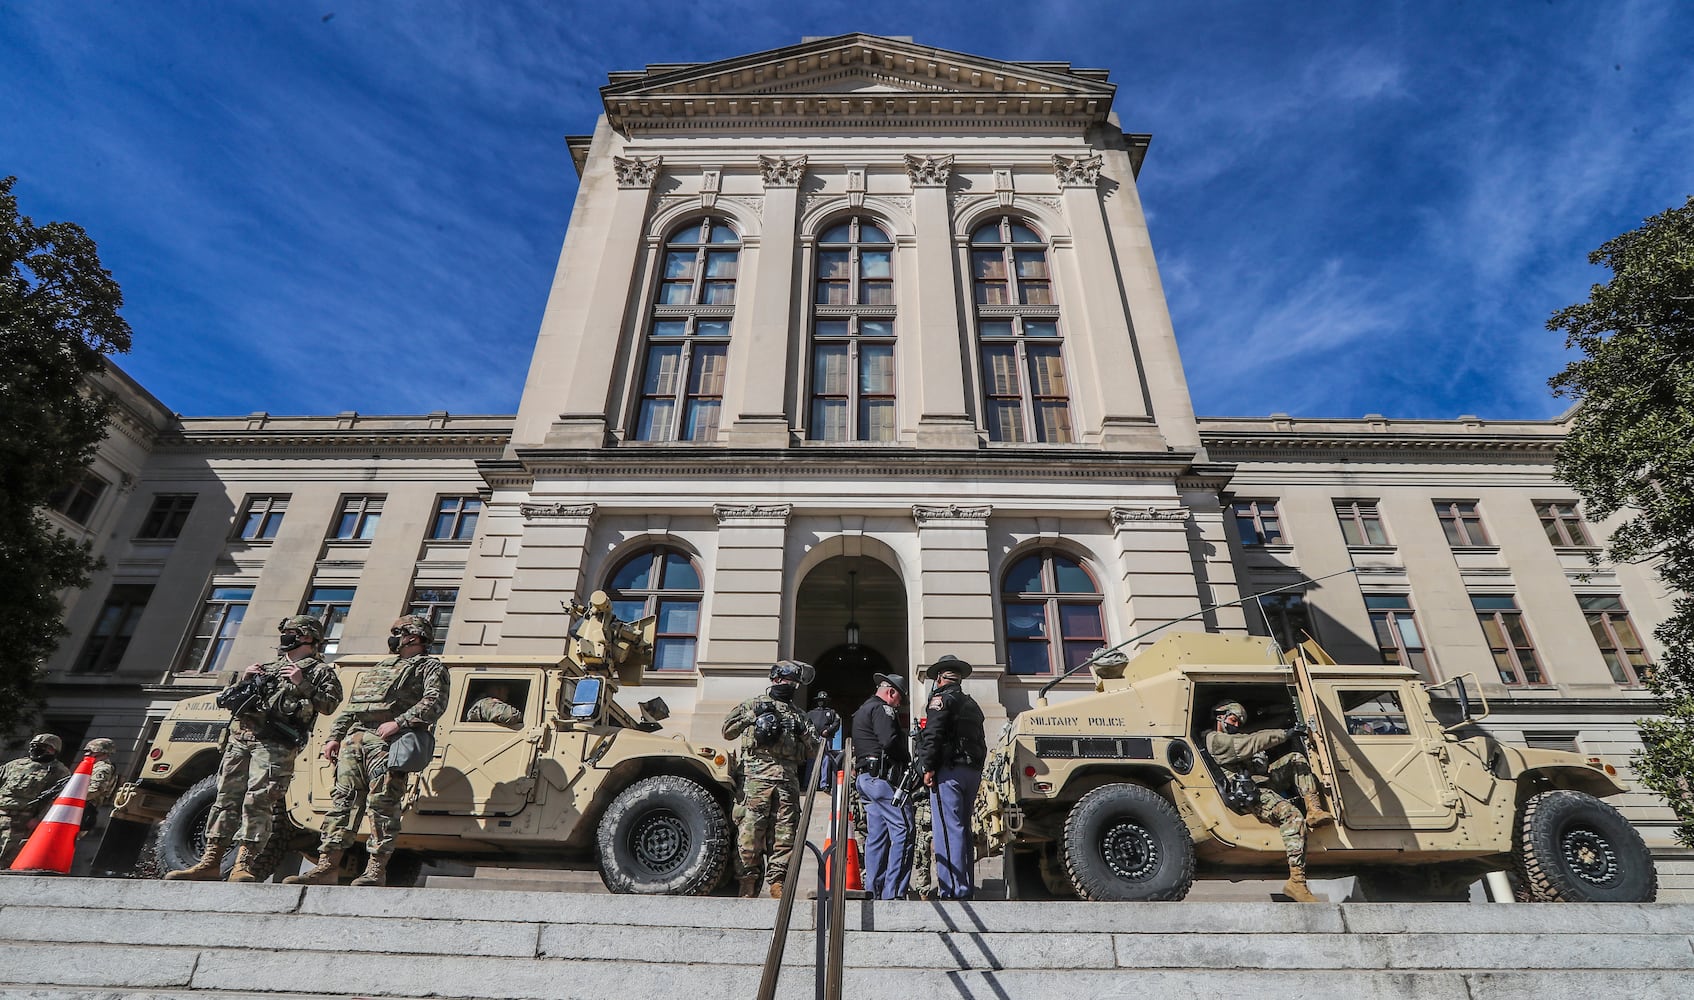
[32,34,1689,893]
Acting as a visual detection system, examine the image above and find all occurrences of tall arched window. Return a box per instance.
[607,547,703,671]
[971,217,1072,443]
[635,219,739,442]
[810,216,896,442]
[1001,550,1105,675]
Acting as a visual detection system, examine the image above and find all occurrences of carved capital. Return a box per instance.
[1109,505,1187,525]
[713,503,793,525]
[758,154,807,188]
[520,502,597,520]
[912,503,993,524]
[613,155,661,189]
[1052,153,1103,188]
[903,153,954,187]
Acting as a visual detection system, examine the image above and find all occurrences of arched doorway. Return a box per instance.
[793,555,908,721]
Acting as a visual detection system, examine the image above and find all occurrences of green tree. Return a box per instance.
[0,176,133,736]
[1548,196,1694,847]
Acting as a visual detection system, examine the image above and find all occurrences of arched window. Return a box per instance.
[1001,550,1105,675]
[635,219,739,442]
[971,217,1072,443]
[607,547,703,671]
[810,217,896,442]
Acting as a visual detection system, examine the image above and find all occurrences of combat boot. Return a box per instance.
[351,852,390,887]
[283,848,343,885]
[164,842,227,881]
[738,875,760,898]
[1305,803,1335,829]
[1281,862,1321,903]
[227,843,260,883]
[769,879,784,899]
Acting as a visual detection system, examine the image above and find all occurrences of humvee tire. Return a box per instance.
[1516,789,1657,903]
[154,774,288,882]
[1061,783,1195,901]
[597,775,731,895]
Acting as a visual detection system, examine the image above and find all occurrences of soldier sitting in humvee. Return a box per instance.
[1206,698,1334,903]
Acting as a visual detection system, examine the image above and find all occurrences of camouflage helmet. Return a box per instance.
[29,733,62,755]
[84,738,115,756]
[277,614,326,641]
[1212,699,1248,721]
[390,614,435,643]
[769,659,815,684]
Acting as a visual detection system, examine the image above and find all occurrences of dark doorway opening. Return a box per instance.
[794,555,907,723]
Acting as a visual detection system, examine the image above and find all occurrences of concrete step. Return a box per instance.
[1,876,1691,1000]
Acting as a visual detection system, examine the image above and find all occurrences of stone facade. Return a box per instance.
[26,35,1687,893]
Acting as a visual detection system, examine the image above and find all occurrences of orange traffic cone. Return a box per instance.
[9,754,93,874]
[822,834,865,891]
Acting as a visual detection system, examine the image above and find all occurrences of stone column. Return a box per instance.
[912,504,998,666]
[1110,503,1206,645]
[700,503,792,668]
[447,490,527,653]
[905,154,975,447]
[1054,153,1162,452]
[543,155,662,448]
[1182,491,1248,633]
[726,156,804,446]
[500,502,597,655]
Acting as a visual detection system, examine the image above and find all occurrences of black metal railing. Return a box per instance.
[757,738,852,1000]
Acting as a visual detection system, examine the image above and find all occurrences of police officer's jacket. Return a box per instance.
[850,696,907,778]
[916,684,986,773]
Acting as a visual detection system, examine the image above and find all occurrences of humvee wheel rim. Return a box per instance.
[1100,821,1159,881]
[631,810,690,875]
[1561,826,1619,886]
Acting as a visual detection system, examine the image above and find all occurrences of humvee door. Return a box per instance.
[412,670,546,817]
[1314,681,1458,831]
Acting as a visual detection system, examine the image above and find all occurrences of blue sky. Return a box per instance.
[3,1,1690,421]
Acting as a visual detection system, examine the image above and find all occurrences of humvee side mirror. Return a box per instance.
[1425,672,1490,731]
[639,697,670,723]
[571,677,603,719]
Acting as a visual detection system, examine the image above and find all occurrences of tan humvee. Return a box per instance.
[114,594,736,893]
[976,631,1657,903]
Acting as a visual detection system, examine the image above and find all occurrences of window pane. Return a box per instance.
[651,320,687,338]
[708,224,738,244]
[663,251,696,279]
[971,223,1001,243]
[859,344,894,394]
[817,282,851,305]
[1396,617,1423,649]
[972,251,1007,280]
[683,400,721,441]
[1008,222,1041,242]
[860,281,894,306]
[812,399,848,441]
[611,555,653,592]
[1019,281,1052,306]
[860,319,893,338]
[859,222,889,242]
[1024,320,1058,338]
[1440,520,1466,546]
[455,509,479,540]
[637,399,675,442]
[1479,617,1507,648]
[814,344,850,394]
[1052,556,1094,593]
[987,401,1024,442]
[821,222,853,243]
[1027,346,1067,396]
[978,320,1015,338]
[1007,642,1051,675]
[1471,595,1517,611]
[704,251,737,278]
[661,552,700,590]
[1003,556,1043,595]
[1503,616,1533,648]
[357,512,380,539]
[1612,617,1643,649]
[1578,595,1621,612]
[258,512,283,539]
[696,319,730,338]
[819,251,852,279]
[1036,403,1073,444]
[701,281,735,305]
[1013,251,1048,279]
[1339,519,1364,546]
[644,345,683,394]
[654,638,697,670]
[1058,602,1104,639]
[1364,519,1387,545]
[336,512,359,537]
[611,600,646,623]
[1364,594,1412,610]
[861,400,896,442]
[690,344,728,394]
[656,599,700,633]
[658,282,694,305]
[815,320,851,338]
[981,346,1020,394]
[860,251,891,279]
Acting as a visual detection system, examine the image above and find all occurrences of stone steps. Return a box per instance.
[1,875,1691,999]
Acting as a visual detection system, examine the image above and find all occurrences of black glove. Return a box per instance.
[1289,722,1310,739]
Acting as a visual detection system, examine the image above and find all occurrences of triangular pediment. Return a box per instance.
[600,33,1116,130]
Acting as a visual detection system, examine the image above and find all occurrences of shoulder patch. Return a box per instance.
[881,704,896,719]
[928,695,944,711]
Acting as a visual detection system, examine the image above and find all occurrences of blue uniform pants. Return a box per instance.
[929,765,981,900]
[855,772,912,900]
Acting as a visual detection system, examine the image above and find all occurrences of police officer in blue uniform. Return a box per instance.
[916,655,986,900]
[851,672,911,900]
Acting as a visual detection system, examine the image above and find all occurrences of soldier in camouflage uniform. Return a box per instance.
[0,734,71,866]
[80,738,118,837]
[465,683,523,728]
[1205,699,1334,902]
[722,660,819,898]
[167,615,343,881]
[287,615,447,888]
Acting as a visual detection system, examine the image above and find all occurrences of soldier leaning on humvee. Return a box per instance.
[167,615,343,881]
[0,734,71,867]
[1206,698,1334,903]
[287,614,447,888]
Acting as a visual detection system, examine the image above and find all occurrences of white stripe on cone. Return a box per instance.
[41,770,91,825]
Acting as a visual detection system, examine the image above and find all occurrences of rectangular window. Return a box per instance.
[1335,501,1388,546]
[1231,500,1283,547]
[303,586,356,655]
[74,584,154,674]
[177,586,254,673]
[430,496,482,541]
[1472,594,1544,685]
[1538,501,1594,548]
[333,495,384,540]
[1435,500,1491,547]
[1338,689,1411,736]
[1252,593,1316,650]
[236,495,289,541]
[408,586,458,655]
[137,494,196,539]
[1580,595,1652,686]
[49,471,108,526]
[1365,594,1432,676]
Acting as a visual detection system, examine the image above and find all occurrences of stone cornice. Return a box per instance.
[519,502,596,519]
[1202,430,1561,464]
[160,423,512,458]
[1109,505,1188,525]
[512,446,1200,482]
[913,503,993,524]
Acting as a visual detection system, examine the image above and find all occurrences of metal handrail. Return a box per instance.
[824,739,853,1000]
[756,740,833,1000]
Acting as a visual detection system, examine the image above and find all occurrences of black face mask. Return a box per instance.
[768,683,796,702]
[278,631,308,654]
[29,746,55,763]
[387,632,403,654]
[1219,715,1242,735]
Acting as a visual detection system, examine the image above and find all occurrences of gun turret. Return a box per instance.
[563,590,657,688]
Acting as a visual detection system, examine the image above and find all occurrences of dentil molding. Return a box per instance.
[613,155,662,189]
